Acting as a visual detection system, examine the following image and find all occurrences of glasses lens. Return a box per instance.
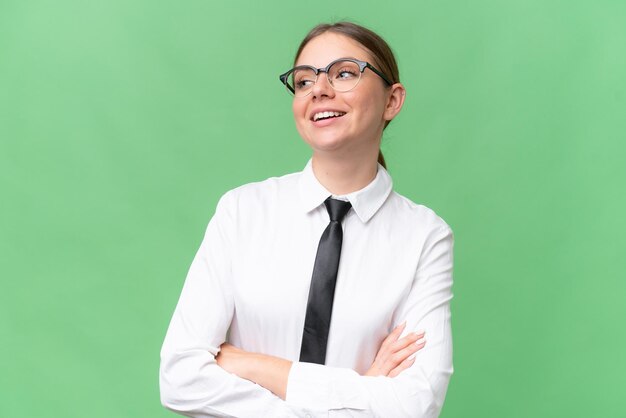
[328,60,362,92]
[289,67,317,97]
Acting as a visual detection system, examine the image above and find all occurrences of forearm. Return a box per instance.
[207,214,454,416]
[161,352,275,415]
[160,192,297,417]
[286,325,452,417]
[217,344,292,400]
[216,332,440,417]
[286,227,453,416]
[160,323,296,417]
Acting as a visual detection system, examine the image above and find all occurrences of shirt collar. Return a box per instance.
[298,159,393,223]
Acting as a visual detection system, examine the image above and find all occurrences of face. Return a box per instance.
[292,32,402,159]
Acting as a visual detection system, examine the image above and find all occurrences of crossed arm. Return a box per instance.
[160,194,453,417]
[216,322,426,400]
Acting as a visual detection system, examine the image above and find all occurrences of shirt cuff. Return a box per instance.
[286,362,369,411]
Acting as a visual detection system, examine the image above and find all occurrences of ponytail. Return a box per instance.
[377,150,387,169]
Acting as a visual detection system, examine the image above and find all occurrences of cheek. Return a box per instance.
[347,85,385,118]
[292,101,306,124]
[292,99,306,117]
[356,95,384,125]
[291,101,307,136]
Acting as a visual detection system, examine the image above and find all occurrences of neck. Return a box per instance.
[311,151,379,195]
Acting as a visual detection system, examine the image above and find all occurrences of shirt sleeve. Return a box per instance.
[159,191,298,418]
[286,225,454,418]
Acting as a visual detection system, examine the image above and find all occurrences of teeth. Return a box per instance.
[313,111,345,121]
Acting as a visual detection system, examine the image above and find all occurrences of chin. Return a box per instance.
[307,125,352,142]
[303,134,352,153]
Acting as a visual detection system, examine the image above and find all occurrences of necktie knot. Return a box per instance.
[324,198,352,223]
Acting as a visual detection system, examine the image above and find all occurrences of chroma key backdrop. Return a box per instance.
[1,1,625,417]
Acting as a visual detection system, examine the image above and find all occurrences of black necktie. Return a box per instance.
[299,197,352,364]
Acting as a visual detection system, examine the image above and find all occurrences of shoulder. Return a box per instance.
[215,170,302,213]
[384,190,453,235]
[381,192,454,266]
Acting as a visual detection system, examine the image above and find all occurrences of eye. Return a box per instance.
[295,77,315,89]
[292,69,317,90]
[335,66,359,79]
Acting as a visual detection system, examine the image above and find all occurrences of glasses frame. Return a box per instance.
[278,58,393,97]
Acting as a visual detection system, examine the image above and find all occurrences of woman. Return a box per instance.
[160,22,453,417]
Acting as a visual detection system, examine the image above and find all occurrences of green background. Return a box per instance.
[1,0,624,417]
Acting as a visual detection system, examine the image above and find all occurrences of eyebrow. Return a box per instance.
[295,56,363,68]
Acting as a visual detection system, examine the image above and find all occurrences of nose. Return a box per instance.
[310,71,334,98]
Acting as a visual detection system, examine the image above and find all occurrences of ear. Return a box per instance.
[383,83,406,122]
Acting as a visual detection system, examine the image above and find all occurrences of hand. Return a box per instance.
[216,343,248,377]
[364,322,426,377]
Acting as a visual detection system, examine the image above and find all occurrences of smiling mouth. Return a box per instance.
[313,111,346,122]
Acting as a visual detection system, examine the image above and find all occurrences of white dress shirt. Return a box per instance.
[160,160,454,417]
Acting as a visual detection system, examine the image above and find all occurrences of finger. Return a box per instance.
[386,322,407,343]
[388,355,416,378]
[375,332,425,374]
[387,339,426,377]
[389,330,425,353]
[390,338,426,366]
[379,322,407,351]
[377,337,425,375]
[369,323,417,376]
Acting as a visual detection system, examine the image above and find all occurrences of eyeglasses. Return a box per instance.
[279,58,392,97]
